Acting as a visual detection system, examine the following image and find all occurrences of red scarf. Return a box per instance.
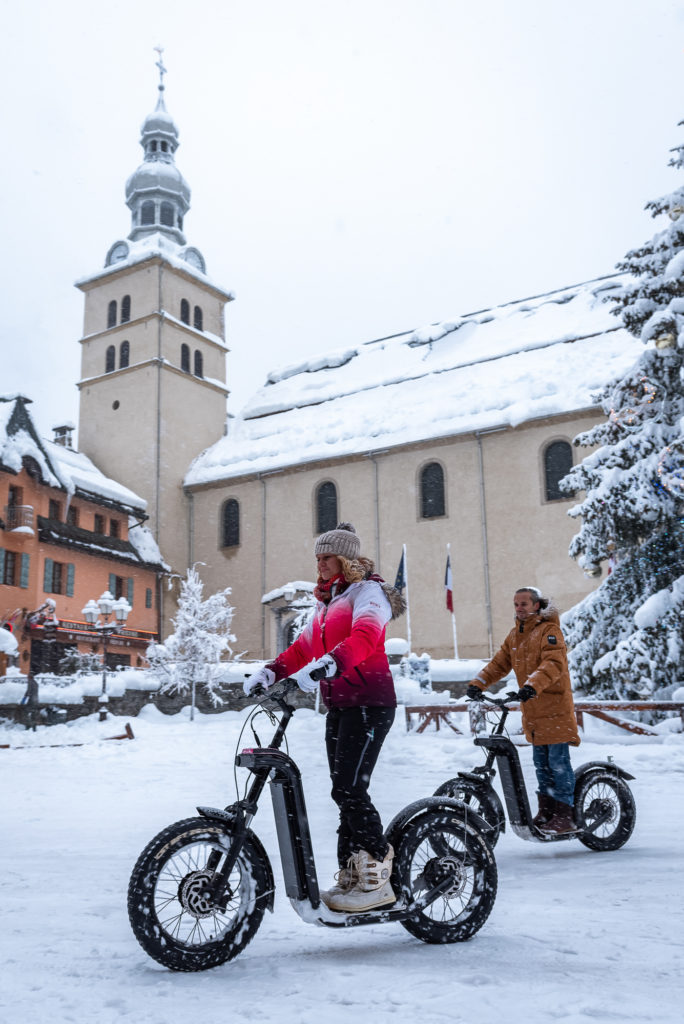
[314,573,346,604]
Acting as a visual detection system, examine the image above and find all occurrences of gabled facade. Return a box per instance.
[1,395,166,674]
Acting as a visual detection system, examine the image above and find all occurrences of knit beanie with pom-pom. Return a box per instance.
[314,522,361,560]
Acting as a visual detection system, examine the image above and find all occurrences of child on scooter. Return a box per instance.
[244,522,406,911]
[466,586,580,834]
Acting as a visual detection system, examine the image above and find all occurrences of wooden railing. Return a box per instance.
[405,700,684,737]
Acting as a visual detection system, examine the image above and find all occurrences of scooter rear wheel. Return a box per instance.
[128,816,271,971]
[575,773,636,851]
[395,808,497,943]
[433,778,505,847]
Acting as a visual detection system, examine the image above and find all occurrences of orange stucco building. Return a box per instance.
[1,395,166,675]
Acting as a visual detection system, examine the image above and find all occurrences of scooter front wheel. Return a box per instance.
[575,773,636,851]
[395,808,497,944]
[128,816,271,971]
[433,777,505,847]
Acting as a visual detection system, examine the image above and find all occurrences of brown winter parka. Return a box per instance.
[471,608,580,747]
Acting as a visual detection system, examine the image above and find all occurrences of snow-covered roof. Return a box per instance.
[186,275,645,487]
[1,394,147,513]
[75,231,234,300]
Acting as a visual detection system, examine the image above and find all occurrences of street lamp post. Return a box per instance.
[82,591,131,721]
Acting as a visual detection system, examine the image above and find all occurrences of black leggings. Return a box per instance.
[325,705,395,866]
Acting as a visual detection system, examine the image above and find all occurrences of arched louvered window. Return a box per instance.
[194,350,203,378]
[181,343,190,373]
[221,499,240,548]
[180,299,190,325]
[420,462,446,518]
[121,295,131,323]
[107,300,117,328]
[544,441,575,501]
[194,305,203,331]
[105,345,116,373]
[119,341,130,369]
[160,202,174,227]
[141,200,155,225]
[315,481,338,534]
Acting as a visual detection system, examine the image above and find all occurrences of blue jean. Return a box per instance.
[532,743,575,807]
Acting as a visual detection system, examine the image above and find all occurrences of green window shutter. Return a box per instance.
[0,549,5,582]
[44,558,54,593]
[109,573,116,596]
[127,578,134,606]
[66,563,75,597]
[145,587,152,609]
[20,553,30,589]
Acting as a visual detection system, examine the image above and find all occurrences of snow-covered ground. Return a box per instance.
[1,705,682,1024]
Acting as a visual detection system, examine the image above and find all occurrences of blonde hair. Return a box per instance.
[337,555,375,583]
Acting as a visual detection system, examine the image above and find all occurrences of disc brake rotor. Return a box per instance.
[422,853,467,899]
[178,870,216,918]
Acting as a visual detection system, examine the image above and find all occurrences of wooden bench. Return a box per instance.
[405,700,684,736]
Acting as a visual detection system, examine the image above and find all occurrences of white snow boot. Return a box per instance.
[320,860,357,907]
[326,846,395,913]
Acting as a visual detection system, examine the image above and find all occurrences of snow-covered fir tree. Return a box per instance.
[561,124,684,700]
[146,566,235,719]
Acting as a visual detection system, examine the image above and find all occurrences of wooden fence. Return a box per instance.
[405,700,684,737]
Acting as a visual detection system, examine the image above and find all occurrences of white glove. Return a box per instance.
[299,654,337,693]
[243,667,276,696]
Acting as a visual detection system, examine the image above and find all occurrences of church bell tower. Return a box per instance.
[76,52,234,581]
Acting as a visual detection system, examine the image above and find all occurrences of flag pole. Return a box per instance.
[447,543,459,659]
[403,543,412,654]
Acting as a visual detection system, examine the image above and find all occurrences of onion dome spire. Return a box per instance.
[124,49,191,245]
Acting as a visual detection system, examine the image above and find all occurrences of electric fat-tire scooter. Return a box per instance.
[128,678,498,972]
[433,693,636,851]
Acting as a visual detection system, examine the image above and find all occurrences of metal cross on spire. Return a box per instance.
[154,46,167,90]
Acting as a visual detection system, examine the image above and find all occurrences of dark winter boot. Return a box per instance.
[541,802,577,834]
[532,793,556,828]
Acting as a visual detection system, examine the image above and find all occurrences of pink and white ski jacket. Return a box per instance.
[268,579,401,709]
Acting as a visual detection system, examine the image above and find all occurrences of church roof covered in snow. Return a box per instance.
[185,275,646,487]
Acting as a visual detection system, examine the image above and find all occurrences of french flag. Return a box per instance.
[445,554,453,613]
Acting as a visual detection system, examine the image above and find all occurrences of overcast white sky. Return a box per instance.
[3,0,684,440]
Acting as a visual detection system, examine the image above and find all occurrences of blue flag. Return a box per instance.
[394,550,406,592]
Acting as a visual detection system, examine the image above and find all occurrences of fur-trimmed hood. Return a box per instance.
[379,580,407,620]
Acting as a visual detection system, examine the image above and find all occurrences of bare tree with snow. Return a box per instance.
[562,122,684,700]
[146,566,235,720]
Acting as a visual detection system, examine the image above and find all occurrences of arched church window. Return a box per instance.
[105,345,116,373]
[160,202,174,227]
[544,440,575,501]
[121,295,131,323]
[221,499,240,548]
[107,300,117,329]
[193,306,203,331]
[150,141,157,152]
[141,201,155,226]
[420,462,446,518]
[194,350,204,378]
[315,481,338,534]
[180,299,190,325]
[181,344,190,373]
[120,341,130,369]
[161,141,168,153]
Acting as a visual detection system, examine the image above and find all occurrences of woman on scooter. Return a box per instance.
[244,522,406,912]
[466,586,581,834]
